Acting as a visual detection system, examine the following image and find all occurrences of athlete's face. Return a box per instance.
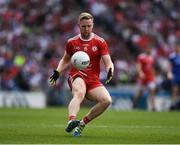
[145,47,152,55]
[79,19,93,39]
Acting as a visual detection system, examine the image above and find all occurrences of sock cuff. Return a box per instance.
[68,115,76,121]
[83,116,90,124]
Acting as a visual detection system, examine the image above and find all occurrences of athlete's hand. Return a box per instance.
[49,70,59,86]
[105,68,113,84]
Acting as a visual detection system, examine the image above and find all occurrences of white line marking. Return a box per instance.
[1,124,180,129]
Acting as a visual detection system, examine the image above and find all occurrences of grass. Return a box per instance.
[0,107,180,144]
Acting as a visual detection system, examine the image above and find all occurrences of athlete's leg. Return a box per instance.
[132,86,143,108]
[66,77,86,133]
[68,77,86,118]
[148,88,156,111]
[84,86,112,122]
[148,82,156,111]
[171,84,178,104]
[73,86,112,136]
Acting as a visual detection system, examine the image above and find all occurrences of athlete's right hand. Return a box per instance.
[49,70,59,86]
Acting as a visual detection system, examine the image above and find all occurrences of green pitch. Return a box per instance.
[0,107,180,144]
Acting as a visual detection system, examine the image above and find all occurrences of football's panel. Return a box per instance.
[71,51,90,70]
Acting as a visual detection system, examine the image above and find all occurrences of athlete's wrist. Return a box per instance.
[55,69,60,74]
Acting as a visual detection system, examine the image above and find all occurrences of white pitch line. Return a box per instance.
[1,124,180,129]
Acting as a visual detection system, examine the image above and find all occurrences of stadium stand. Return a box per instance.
[0,0,179,108]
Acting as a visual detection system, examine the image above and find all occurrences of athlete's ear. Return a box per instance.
[91,21,94,26]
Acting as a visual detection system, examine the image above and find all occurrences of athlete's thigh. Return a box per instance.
[86,86,111,102]
[72,77,86,97]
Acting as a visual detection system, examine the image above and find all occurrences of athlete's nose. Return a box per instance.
[85,26,89,31]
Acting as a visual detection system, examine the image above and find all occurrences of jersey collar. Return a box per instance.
[79,33,94,41]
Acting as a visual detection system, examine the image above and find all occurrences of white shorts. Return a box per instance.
[137,81,156,91]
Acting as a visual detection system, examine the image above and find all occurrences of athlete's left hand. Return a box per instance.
[105,68,113,84]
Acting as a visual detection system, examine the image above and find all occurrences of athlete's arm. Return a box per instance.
[136,62,145,79]
[102,55,114,84]
[49,51,71,86]
[102,55,114,72]
[56,51,71,73]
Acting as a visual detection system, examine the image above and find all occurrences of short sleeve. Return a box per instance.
[99,40,109,56]
[65,41,73,56]
[137,55,142,63]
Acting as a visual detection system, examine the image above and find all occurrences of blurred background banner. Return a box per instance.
[0,0,179,110]
[0,91,46,108]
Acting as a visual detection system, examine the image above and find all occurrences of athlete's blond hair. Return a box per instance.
[78,12,94,23]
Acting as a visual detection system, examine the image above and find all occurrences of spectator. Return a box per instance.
[167,40,180,110]
[0,0,179,91]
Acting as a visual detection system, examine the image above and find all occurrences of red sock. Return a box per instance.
[68,115,76,121]
[82,116,90,124]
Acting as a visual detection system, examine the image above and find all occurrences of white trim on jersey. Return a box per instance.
[93,34,104,42]
[68,33,105,43]
[67,35,79,42]
[79,33,94,41]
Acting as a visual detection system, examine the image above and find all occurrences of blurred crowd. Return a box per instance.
[0,0,180,91]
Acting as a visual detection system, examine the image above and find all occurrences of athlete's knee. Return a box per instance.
[73,89,86,99]
[106,97,112,106]
[100,97,112,107]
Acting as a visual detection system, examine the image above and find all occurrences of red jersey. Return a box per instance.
[66,33,109,81]
[137,53,155,84]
